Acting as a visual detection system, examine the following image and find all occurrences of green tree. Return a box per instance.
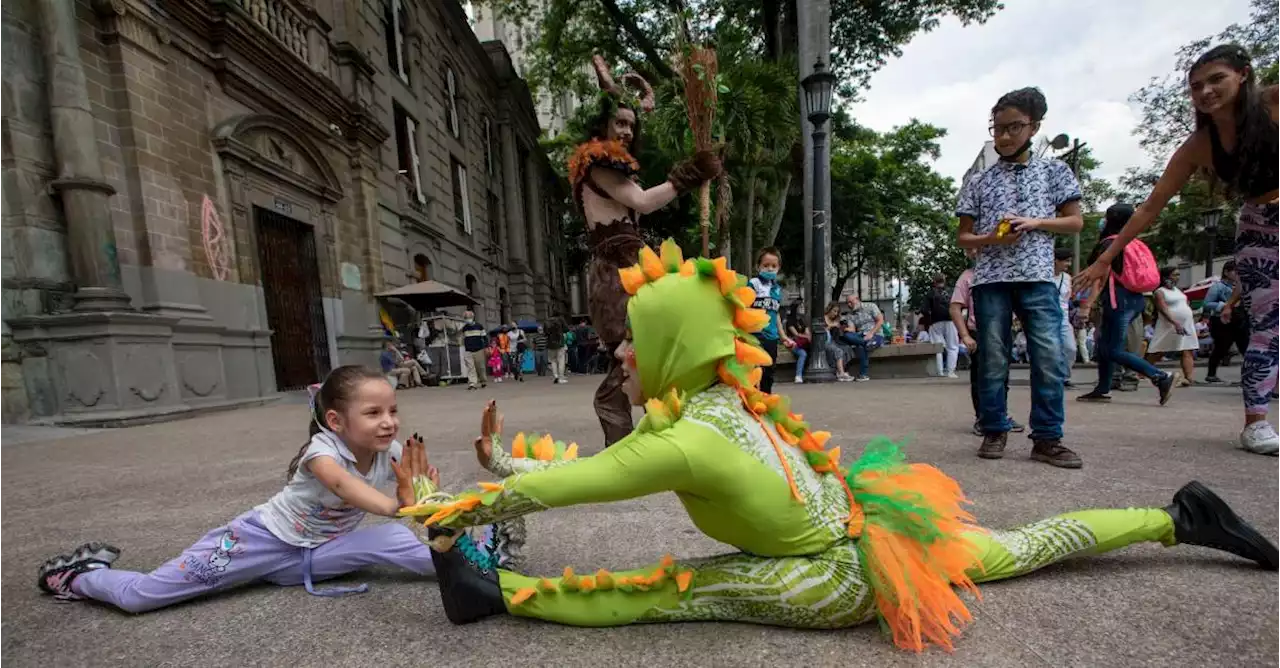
[1128,0,1278,160]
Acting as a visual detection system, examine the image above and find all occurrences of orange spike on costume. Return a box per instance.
[619,266,647,295]
[732,286,756,307]
[735,340,772,366]
[810,431,831,448]
[660,554,675,569]
[717,362,738,387]
[776,425,800,445]
[675,570,693,593]
[533,435,555,460]
[509,588,537,606]
[659,239,684,270]
[711,257,737,294]
[734,308,770,333]
[667,390,682,416]
[579,576,597,592]
[639,246,665,280]
[679,259,696,276]
[747,367,764,387]
[538,578,558,592]
[511,433,527,459]
[564,443,579,459]
[478,482,504,492]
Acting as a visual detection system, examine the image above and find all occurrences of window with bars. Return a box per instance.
[384,0,409,83]
[452,158,472,235]
[445,67,460,139]
[393,103,424,203]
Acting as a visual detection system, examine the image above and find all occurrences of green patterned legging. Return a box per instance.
[497,507,1175,628]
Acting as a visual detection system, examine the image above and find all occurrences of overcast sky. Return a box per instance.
[848,0,1254,187]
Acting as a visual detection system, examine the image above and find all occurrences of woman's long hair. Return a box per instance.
[1190,44,1277,194]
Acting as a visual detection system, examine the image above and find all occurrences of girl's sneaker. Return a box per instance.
[1241,422,1280,456]
[836,374,854,382]
[793,376,804,384]
[38,542,119,600]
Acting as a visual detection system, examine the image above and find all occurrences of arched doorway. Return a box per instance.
[413,253,431,282]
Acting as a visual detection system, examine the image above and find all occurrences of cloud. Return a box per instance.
[848,0,1253,188]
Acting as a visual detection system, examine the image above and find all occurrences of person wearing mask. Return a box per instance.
[1203,260,1249,384]
[748,247,794,393]
[956,87,1083,468]
[823,303,854,382]
[460,311,489,391]
[926,273,960,379]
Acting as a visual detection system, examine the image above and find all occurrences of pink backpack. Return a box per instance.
[1104,235,1160,308]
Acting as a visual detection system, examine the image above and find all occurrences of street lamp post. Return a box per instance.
[1200,206,1225,277]
[802,60,837,383]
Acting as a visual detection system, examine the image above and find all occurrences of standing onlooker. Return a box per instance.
[1053,248,1077,387]
[1203,260,1250,384]
[839,294,883,382]
[564,325,578,375]
[926,273,959,378]
[460,310,489,390]
[546,317,568,384]
[1146,267,1197,387]
[956,87,1083,468]
[532,325,550,377]
[1076,203,1176,406]
[748,247,793,393]
[951,250,1026,437]
[785,309,811,384]
[507,322,526,382]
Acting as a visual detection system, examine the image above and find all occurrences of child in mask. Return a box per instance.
[748,247,794,393]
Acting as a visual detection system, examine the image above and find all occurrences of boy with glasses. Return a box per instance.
[956,87,1084,468]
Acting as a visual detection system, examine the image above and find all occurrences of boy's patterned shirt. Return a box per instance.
[955,156,1082,286]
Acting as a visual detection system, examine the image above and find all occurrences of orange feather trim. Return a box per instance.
[567,139,639,186]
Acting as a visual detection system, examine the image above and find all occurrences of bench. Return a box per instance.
[775,341,944,380]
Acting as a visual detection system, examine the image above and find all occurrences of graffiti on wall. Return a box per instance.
[201,195,231,281]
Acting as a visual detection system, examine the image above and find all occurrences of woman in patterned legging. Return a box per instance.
[1077,44,1278,455]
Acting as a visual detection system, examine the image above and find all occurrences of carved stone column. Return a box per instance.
[39,0,131,311]
[499,122,528,267]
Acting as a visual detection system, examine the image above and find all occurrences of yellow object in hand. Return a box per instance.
[995,220,1012,238]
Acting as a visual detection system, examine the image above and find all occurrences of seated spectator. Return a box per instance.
[838,294,883,382]
[823,302,854,382]
[380,339,416,388]
[785,309,812,384]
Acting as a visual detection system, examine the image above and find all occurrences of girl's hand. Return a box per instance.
[1074,261,1109,296]
[392,434,433,508]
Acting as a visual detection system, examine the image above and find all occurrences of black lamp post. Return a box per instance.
[802,60,837,383]
[1200,206,1224,277]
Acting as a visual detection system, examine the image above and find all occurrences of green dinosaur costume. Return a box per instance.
[403,241,1278,652]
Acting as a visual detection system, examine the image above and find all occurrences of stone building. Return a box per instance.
[1,0,569,424]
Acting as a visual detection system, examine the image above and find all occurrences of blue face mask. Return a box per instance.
[758,271,777,282]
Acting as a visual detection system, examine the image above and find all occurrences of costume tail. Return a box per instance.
[845,438,984,652]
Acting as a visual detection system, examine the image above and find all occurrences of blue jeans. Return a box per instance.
[1094,282,1166,394]
[840,333,884,377]
[973,281,1066,440]
[794,347,808,379]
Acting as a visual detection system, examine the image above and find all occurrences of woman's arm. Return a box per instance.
[309,456,401,517]
[590,166,678,215]
[1094,138,1200,265]
[1153,290,1185,333]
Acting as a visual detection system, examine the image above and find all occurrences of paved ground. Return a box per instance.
[3,367,1277,668]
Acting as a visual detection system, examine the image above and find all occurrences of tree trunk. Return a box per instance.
[743,169,758,270]
[764,172,792,247]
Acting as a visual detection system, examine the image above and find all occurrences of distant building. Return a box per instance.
[1,0,569,424]
[961,140,1000,188]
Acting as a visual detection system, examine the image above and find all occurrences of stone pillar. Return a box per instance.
[524,155,547,277]
[500,123,528,267]
[38,0,131,311]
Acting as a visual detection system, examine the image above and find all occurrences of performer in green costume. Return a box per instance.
[402,240,1277,652]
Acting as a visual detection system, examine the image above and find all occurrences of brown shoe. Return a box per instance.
[1031,439,1082,469]
[978,432,1007,459]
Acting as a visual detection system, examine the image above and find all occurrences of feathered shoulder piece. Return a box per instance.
[568,138,639,186]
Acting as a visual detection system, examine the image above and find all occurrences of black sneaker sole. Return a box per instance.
[1077,394,1112,403]
[1030,452,1083,469]
[1176,481,1279,570]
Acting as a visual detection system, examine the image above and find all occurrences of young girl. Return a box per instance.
[488,340,505,382]
[1077,204,1176,406]
[37,365,514,612]
[1076,44,1277,454]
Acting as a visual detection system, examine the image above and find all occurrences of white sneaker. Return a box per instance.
[837,374,854,382]
[946,372,959,379]
[1241,421,1280,455]
[794,376,804,384]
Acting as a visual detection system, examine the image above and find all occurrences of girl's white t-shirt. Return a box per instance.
[256,432,402,548]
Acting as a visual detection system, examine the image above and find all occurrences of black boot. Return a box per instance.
[1165,481,1279,570]
[428,527,508,624]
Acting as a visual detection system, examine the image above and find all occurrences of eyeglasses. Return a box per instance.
[989,122,1031,137]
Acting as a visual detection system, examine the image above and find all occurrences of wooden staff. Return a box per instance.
[680,46,718,256]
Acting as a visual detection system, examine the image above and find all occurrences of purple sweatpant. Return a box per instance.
[1236,202,1279,416]
[71,511,433,613]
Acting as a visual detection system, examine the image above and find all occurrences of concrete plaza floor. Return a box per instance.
[2,367,1276,667]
